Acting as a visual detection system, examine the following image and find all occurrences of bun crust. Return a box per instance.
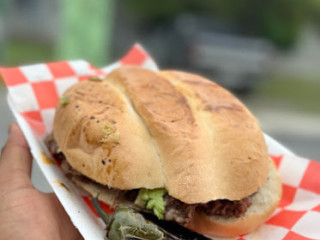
[54,66,269,203]
[186,159,282,237]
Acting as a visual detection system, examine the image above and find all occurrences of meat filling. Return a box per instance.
[163,195,251,225]
[46,136,252,225]
[164,195,197,225]
[197,198,252,218]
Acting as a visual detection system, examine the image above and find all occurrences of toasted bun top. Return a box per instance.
[53,66,269,203]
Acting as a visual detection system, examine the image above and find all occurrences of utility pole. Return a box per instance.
[55,0,115,67]
[0,0,5,63]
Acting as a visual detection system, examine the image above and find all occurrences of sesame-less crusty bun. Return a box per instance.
[53,66,269,204]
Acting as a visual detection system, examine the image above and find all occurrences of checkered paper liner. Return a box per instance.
[1,44,320,240]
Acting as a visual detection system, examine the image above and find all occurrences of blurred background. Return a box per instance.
[0,0,319,190]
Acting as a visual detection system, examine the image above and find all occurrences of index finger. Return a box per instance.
[0,123,32,178]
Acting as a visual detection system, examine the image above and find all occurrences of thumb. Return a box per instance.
[0,123,33,189]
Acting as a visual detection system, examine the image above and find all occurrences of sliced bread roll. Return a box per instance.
[53,66,269,204]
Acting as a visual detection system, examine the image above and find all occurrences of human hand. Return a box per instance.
[0,123,83,240]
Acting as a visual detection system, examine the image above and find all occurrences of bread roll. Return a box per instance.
[53,66,269,204]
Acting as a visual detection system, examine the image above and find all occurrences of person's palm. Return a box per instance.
[0,123,82,240]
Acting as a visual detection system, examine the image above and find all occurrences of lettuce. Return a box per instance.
[135,188,167,220]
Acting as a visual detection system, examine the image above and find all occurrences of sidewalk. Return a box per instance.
[244,97,320,160]
[254,108,320,137]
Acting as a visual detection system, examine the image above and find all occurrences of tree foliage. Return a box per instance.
[126,0,318,49]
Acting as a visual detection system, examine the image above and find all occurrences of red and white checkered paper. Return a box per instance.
[1,44,320,240]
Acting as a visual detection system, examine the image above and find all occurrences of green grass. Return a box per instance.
[0,40,54,84]
[254,75,320,113]
[1,40,54,67]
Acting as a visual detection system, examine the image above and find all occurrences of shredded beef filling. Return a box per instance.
[46,136,252,225]
[163,195,251,225]
[164,195,197,225]
[197,198,252,218]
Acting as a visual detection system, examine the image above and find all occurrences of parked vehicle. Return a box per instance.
[127,14,275,93]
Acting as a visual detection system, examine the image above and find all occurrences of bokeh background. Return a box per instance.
[0,0,319,191]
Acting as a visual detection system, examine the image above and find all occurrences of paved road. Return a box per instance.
[271,133,320,160]
[243,99,320,161]
[0,85,319,193]
[0,85,13,148]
